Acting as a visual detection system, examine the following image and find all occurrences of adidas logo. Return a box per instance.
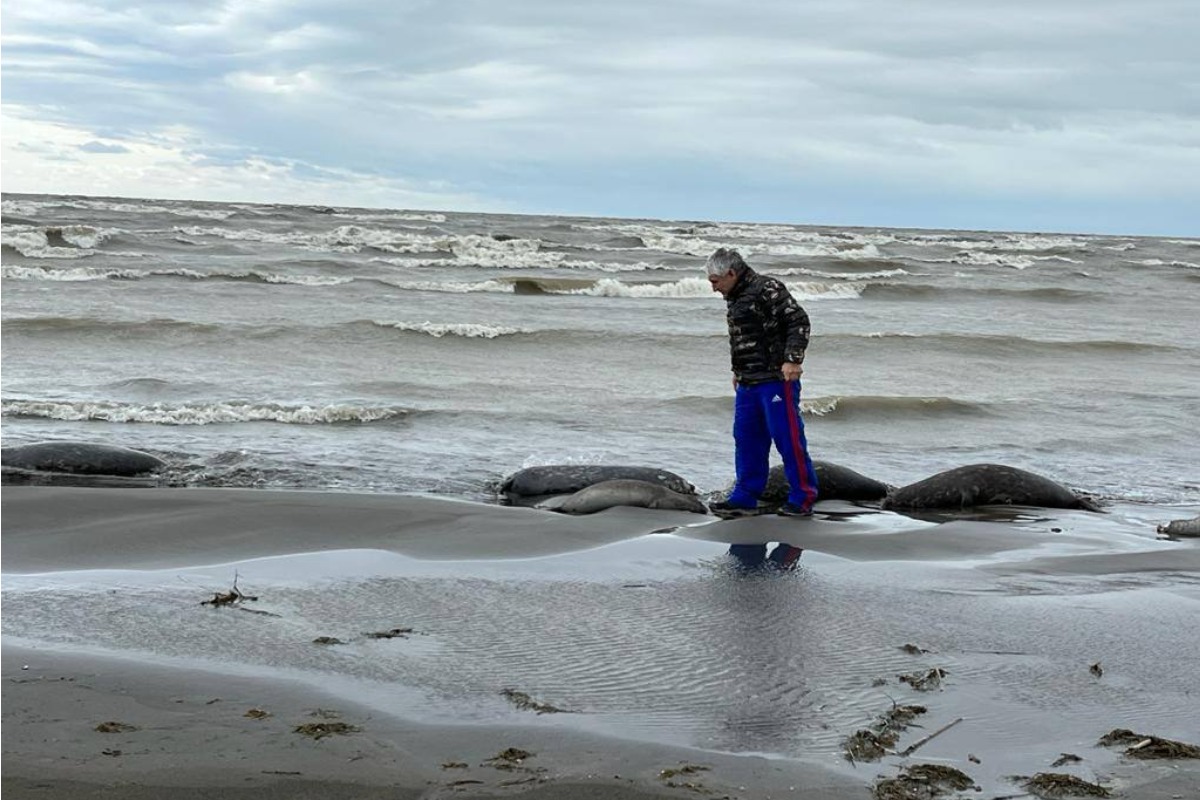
[771,395,783,403]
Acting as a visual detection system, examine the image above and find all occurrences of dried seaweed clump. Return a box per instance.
[843,704,928,763]
[363,627,414,639]
[485,747,535,771]
[1098,728,1200,759]
[899,668,947,691]
[1022,772,1110,798]
[501,688,571,714]
[95,721,138,733]
[659,763,710,780]
[293,721,359,739]
[873,764,975,800]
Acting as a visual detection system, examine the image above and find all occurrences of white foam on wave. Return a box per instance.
[1125,258,1200,269]
[336,211,447,223]
[562,277,712,298]
[1,225,129,258]
[1164,239,1199,247]
[1,264,350,285]
[1,197,235,220]
[1,399,411,425]
[372,321,527,338]
[620,226,890,261]
[903,233,1088,253]
[771,267,910,280]
[787,281,867,300]
[387,279,515,294]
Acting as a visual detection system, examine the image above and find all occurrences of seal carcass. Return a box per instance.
[558,479,709,515]
[501,465,695,506]
[882,464,1100,511]
[1,441,165,476]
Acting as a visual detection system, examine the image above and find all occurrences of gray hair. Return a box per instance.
[704,247,748,276]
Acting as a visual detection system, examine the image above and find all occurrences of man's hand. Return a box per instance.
[782,362,803,382]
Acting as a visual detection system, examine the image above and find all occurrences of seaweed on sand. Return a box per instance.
[200,572,258,607]
[485,747,536,771]
[843,703,928,763]
[1098,728,1200,759]
[1021,772,1110,798]
[95,721,138,733]
[363,627,414,639]
[898,668,947,691]
[501,688,572,714]
[873,764,976,800]
[293,721,359,739]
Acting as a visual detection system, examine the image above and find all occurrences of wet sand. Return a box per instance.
[4,487,1200,799]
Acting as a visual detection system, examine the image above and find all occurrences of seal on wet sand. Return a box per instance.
[557,479,709,515]
[882,464,1101,511]
[501,465,695,506]
[1,441,165,477]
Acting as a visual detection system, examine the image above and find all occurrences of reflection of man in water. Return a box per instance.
[706,248,819,569]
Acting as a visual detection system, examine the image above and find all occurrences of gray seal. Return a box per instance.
[722,461,892,508]
[882,464,1101,511]
[557,479,709,515]
[1157,516,1200,538]
[501,465,695,506]
[1,441,165,476]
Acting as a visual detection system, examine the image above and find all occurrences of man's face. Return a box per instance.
[708,268,738,297]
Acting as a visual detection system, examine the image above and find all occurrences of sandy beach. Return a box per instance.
[4,486,1200,799]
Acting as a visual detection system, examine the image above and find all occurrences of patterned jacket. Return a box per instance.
[724,267,810,384]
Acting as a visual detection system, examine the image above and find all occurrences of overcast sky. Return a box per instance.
[3,1,1198,235]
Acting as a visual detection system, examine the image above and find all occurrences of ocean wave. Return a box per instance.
[2,197,236,220]
[3,316,224,335]
[1124,258,1200,269]
[662,393,990,420]
[771,267,910,280]
[334,211,448,223]
[860,283,1097,302]
[803,395,990,419]
[1,399,413,425]
[900,233,1090,253]
[821,331,1176,355]
[1,264,352,285]
[370,321,528,338]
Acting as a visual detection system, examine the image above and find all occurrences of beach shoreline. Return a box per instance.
[4,486,1200,799]
[2,643,871,800]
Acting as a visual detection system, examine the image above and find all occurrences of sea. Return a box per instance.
[3,192,1198,509]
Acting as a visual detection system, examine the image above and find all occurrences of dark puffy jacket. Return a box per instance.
[725,267,810,384]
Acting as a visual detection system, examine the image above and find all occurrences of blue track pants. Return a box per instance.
[726,379,819,511]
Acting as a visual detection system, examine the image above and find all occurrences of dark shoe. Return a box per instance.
[710,499,762,519]
[777,502,813,517]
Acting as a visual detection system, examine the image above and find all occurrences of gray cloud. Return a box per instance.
[3,0,1197,232]
[78,141,130,154]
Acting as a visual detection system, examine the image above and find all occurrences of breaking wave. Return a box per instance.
[803,395,991,419]
[1,399,414,426]
[370,321,529,338]
[2,265,352,285]
[662,394,992,420]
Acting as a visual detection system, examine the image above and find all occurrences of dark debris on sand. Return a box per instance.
[363,627,414,639]
[94,721,138,733]
[1098,728,1200,759]
[484,747,536,771]
[899,668,947,691]
[1021,772,1111,798]
[844,703,928,762]
[293,721,359,739]
[873,764,976,800]
[501,688,572,714]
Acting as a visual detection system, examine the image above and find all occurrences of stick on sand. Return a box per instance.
[900,717,964,757]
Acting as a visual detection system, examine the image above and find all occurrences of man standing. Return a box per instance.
[707,247,819,551]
